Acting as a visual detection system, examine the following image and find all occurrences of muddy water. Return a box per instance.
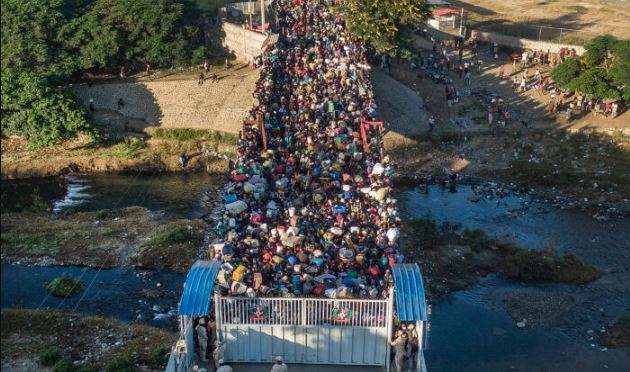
[395,185,630,371]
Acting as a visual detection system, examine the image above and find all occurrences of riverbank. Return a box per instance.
[1,207,206,272]
[400,215,603,296]
[1,130,231,180]
[373,35,630,216]
[1,309,176,371]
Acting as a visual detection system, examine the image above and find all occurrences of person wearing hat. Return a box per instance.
[216,359,233,372]
[271,355,288,372]
[195,318,209,362]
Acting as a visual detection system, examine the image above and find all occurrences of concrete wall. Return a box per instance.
[223,22,269,62]
[471,29,585,54]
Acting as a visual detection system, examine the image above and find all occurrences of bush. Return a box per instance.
[145,225,194,247]
[149,346,171,367]
[114,138,148,159]
[47,277,83,298]
[192,46,208,65]
[105,356,133,372]
[39,347,62,366]
[1,68,96,148]
[54,358,74,372]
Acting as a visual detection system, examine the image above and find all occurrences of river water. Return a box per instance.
[2,175,629,370]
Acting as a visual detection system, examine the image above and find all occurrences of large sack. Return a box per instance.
[225,200,248,214]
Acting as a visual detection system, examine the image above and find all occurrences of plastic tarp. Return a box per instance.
[392,263,427,321]
[179,261,221,316]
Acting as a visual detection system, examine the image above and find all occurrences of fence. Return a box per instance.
[474,23,594,46]
[217,296,389,328]
[215,293,394,365]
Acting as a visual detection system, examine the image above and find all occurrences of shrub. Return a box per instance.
[115,138,148,159]
[54,358,74,372]
[105,356,133,372]
[149,346,171,367]
[39,347,62,366]
[47,277,83,298]
[145,226,193,247]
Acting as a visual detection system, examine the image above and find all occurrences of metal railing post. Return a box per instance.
[385,287,395,371]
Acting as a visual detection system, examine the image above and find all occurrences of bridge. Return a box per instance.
[167,0,428,370]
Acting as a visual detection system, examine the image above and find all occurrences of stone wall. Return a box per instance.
[223,22,270,62]
[471,30,585,54]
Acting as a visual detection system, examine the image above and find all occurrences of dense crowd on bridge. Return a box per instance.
[209,0,403,300]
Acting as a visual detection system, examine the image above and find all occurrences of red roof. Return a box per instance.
[433,8,461,17]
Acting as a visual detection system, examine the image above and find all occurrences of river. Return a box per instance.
[2,174,629,370]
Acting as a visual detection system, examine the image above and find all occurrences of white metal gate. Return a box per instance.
[215,293,393,365]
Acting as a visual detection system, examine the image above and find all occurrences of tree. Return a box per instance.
[551,34,629,101]
[339,0,432,54]
[567,69,621,101]
[551,57,580,87]
[1,69,96,148]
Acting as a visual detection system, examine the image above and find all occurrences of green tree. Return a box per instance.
[551,57,580,87]
[1,69,96,147]
[551,34,629,100]
[567,69,621,101]
[339,0,431,53]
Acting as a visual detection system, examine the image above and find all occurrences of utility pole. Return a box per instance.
[260,0,266,34]
[459,7,465,36]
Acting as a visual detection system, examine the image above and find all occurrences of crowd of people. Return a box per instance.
[208,0,403,301]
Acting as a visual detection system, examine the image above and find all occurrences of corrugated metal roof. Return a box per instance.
[179,261,221,316]
[392,264,427,321]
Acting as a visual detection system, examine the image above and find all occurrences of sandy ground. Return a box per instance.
[71,64,258,134]
[452,0,630,41]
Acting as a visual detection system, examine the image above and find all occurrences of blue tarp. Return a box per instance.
[392,263,427,321]
[179,260,221,316]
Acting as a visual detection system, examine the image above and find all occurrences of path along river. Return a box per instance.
[2,174,629,370]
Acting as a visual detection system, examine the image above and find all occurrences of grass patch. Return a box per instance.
[105,356,133,372]
[0,231,63,256]
[152,128,237,145]
[501,248,602,283]
[136,219,205,271]
[53,358,74,372]
[149,346,171,368]
[145,225,195,246]
[39,347,62,366]
[47,276,83,297]
[2,309,177,371]
[111,138,148,159]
